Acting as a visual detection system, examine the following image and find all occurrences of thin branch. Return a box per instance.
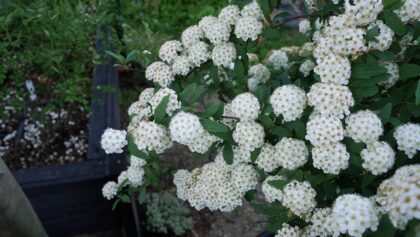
[273,14,315,28]
[220,115,240,120]
[288,0,303,15]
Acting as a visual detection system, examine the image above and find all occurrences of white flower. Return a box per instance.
[332,194,379,237]
[222,103,237,128]
[368,20,394,51]
[247,53,260,65]
[117,171,128,186]
[188,42,211,67]
[394,123,420,158]
[145,61,174,87]
[275,138,308,170]
[150,88,181,116]
[267,49,289,70]
[169,112,205,145]
[314,53,351,85]
[313,37,335,59]
[212,42,237,67]
[306,115,344,146]
[234,16,263,42]
[269,85,307,122]
[282,180,317,218]
[159,40,183,64]
[130,155,147,168]
[262,175,286,203]
[186,131,219,154]
[361,141,395,175]
[344,0,383,26]
[394,0,420,23]
[233,121,265,152]
[172,56,193,76]
[312,143,350,175]
[138,88,155,106]
[275,223,301,237]
[379,61,399,86]
[100,128,127,154]
[333,27,368,56]
[345,110,383,144]
[387,164,420,229]
[205,21,231,45]
[218,5,241,26]
[307,83,354,118]
[230,92,260,121]
[102,181,118,200]
[173,169,193,201]
[127,166,145,187]
[241,1,264,19]
[198,16,218,35]
[299,19,311,35]
[300,42,315,57]
[255,143,278,172]
[132,121,173,154]
[181,25,204,48]
[299,59,315,77]
[305,208,333,237]
[247,64,270,91]
[231,164,258,193]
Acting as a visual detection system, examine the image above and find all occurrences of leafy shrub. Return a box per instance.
[101,0,420,236]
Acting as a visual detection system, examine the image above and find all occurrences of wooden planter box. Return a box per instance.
[12,31,127,237]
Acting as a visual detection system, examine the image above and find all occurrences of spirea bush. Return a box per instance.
[101,0,420,236]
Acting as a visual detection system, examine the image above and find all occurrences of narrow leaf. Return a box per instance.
[154,95,169,123]
[223,144,234,165]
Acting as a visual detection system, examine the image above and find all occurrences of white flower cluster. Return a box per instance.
[345,110,383,144]
[150,88,181,116]
[267,49,289,71]
[275,138,309,170]
[100,128,127,154]
[231,92,260,121]
[307,83,354,118]
[218,5,241,26]
[313,53,351,85]
[361,141,395,175]
[394,0,420,23]
[312,143,350,174]
[281,180,317,218]
[344,0,383,26]
[275,223,301,237]
[102,181,118,200]
[269,85,307,122]
[233,121,265,152]
[386,165,420,229]
[299,19,311,35]
[169,112,218,154]
[262,175,286,203]
[145,61,174,88]
[173,161,257,212]
[394,123,420,158]
[331,194,379,237]
[304,208,333,237]
[188,42,211,67]
[367,20,394,51]
[212,42,236,68]
[248,63,271,91]
[255,143,277,172]
[299,59,315,77]
[159,40,182,64]
[234,16,263,41]
[132,121,173,154]
[306,115,344,146]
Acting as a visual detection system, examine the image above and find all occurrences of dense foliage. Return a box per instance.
[97,0,419,236]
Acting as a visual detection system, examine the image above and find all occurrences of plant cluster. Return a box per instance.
[101,0,420,236]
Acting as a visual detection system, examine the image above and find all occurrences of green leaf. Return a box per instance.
[180,83,196,102]
[399,64,420,81]
[382,0,404,10]
[188,85,205,105]
[121,194,131,203]
[250,147,262,163]
[138,189,147,204]
[381,11,406,36]
[361,173,376,188]
[202,103,224,118]
[244,189,257,201]
[126,50,138,62]
[351,63,388,79]
[284,120,306,139]
[200,118,234,143]
[257,0,271,21]
[366,25,380,42]
[378,103,392,124]
[258,114,274,128]
[351,86,379,99]
[250,203,279,216]
[268,179,288,190]
[234,58,245,80]
[223,144,234,165]
[127,135,149,160]
[154,95,169,123]
[270,126,292,138]
[416,80,420,105]
[372,50,394,61]
[210,64,219,86]
[272,11,290,23]
[365,215,396,237]
[112,199,121,210]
